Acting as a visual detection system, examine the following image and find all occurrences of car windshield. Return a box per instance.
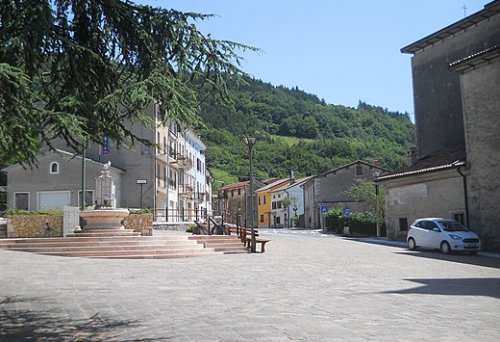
[439,220,468,232]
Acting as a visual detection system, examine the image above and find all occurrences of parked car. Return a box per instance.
[407,218,481,254]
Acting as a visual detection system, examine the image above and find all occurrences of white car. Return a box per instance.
[407,218,481,254]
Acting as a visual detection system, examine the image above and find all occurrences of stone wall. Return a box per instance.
[460,58,500,252]
[7,215,63,238]
[123,214,153,236]
[5,213,153,238]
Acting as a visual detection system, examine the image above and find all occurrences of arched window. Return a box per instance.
[50,162,59,174]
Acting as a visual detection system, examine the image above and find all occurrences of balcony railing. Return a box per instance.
[178,184,194,199]
[170,152,193,170]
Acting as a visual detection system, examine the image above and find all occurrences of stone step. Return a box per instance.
[0,236,188,244]
[7,243,206,253]
[89,251,223,259]
[29,247,217,258]
[3,240,197,249]
[67,231,141,237]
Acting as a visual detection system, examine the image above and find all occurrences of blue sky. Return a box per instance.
[140,1,489,116]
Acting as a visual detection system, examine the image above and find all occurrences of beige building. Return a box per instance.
[382,0,500,250]
[377,146,466,240]
[2,102,211,225]
[303,161,385,229]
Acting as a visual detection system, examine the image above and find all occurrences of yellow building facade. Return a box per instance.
[256,179,290,228]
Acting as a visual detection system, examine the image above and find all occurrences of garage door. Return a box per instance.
[37,191,71,210]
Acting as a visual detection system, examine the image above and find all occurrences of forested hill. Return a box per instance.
[197,76,415,186]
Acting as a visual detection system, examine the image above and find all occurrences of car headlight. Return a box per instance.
[449,234,462,240]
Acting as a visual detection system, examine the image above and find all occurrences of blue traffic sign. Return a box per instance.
[320,206,328,213]
[342,208,351,217]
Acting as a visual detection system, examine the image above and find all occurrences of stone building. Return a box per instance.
[217,179,265,226]
[3,149,124,210]
[378,0,500,250]
[2,102,212,224]
[303,161,385,230]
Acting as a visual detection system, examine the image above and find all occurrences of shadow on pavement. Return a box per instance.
[383,278,500,299]
[395,250,500,270]
[0,296,167,341]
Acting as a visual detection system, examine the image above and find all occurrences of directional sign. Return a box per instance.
[320,205,328,213]
[342,208,351,218]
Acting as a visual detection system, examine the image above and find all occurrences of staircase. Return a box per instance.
[66,228,140,237]
[189,235,249,254]
[0,235,226,259]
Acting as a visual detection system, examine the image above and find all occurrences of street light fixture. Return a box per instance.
[243,136,257,253]
[373,170,381,237]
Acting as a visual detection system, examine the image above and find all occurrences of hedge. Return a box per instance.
[324,208,386,236]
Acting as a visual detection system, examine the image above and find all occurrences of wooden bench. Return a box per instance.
[240,228,269,253]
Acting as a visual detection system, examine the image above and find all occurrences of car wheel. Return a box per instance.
[440,241,451,254]
[408,238,416,250]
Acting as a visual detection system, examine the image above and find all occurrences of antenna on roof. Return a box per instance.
[462,4,467,17]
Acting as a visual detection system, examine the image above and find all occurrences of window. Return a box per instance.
[50,162,59,174]
[157,164,161,186]
[263,196,266,204]
[277,201,282,209]
[453,213,465,225]
[78,190,94,207]
[258,196,261,205]
[356,165,363,176]
[399,218,408,231]
[426,221,439,231]
[276,216,281,224]
[260,215,264,223]
[272,202,276,209]
[15,192,29,210]
[157,132,161,153]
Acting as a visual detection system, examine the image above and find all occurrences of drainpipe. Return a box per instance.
[457,165,469,226]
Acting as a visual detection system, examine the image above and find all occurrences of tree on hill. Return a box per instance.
[198,76,415,182]
[0,0,254,167]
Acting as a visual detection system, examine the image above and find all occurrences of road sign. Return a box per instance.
[320,205,328,213]
[342,208,351,217]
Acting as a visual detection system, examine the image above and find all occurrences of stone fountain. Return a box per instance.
[77,162,135,236]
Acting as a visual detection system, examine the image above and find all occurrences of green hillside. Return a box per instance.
[197,76,414,186]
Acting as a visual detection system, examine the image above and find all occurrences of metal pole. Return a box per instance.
[249,143,256,253]
[80,141,86,211]
[140,183,143,208]
[375,183,380,237]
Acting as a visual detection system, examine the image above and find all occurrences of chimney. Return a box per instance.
[290,170,296,184]
[371,159,380,167]
[406,147,417,166]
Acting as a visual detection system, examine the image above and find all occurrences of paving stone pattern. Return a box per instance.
[1,230,500,341]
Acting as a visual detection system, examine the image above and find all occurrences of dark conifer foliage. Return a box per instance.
[0,0,253,166]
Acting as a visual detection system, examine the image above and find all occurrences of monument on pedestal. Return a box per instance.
[78,162,133,236]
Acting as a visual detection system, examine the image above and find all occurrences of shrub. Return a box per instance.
[128,208,152,215]
[3,209,63,216]
[324,208,385,236]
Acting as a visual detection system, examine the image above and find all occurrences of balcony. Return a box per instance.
[178,184,194,199]
[170,152,193,170]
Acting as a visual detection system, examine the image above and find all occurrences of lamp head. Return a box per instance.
[243,136,256,147]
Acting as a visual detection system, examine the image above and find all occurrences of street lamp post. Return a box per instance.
[243,136,257,253]
[373,170,381,237]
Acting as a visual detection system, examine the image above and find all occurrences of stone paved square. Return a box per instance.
[1,229,499,341]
